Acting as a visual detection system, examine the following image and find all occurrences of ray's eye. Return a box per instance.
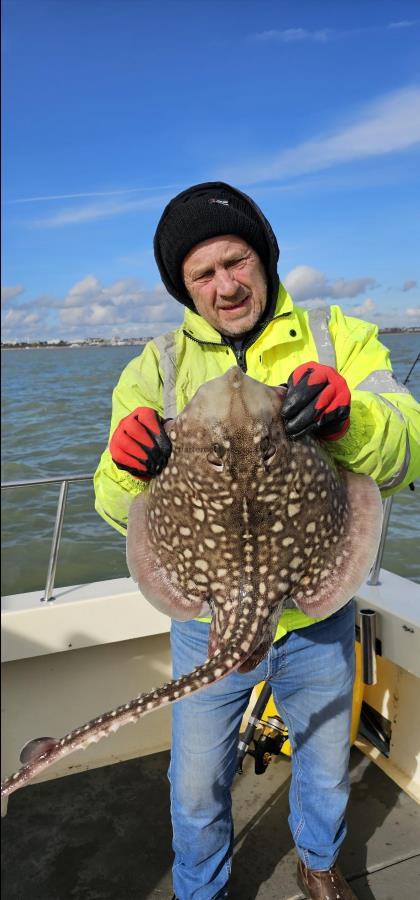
[207,443,225,469]
[260,435,276,463]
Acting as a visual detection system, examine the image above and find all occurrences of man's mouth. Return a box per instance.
[219,295,250,313]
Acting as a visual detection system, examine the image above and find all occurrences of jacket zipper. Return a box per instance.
[235,346,248,372]
[183,310,293,374]
[182,330,223,348]
[233,311,293,373]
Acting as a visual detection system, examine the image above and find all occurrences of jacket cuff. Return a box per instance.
[110,460,150,495]
[325,397,370,461]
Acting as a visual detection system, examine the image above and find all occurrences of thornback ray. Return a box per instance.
[1,368,383,798]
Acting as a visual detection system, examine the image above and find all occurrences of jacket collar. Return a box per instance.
[182,281,296,346]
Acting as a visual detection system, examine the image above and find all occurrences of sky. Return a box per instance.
[2,0,420,341]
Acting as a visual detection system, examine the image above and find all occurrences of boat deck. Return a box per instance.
[2,746,420,899]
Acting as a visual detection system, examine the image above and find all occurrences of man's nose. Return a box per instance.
[215,268,239,297]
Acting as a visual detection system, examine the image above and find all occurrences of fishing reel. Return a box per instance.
[246,716,289,775]
[236,683,290,775]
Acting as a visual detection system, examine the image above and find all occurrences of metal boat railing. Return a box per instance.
[1,474,395,602]
[1,474,92,602]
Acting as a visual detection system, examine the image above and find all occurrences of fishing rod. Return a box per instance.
[403,352,419,385]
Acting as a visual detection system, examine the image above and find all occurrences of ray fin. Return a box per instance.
[127,493,208,620]
[294,470,383,617]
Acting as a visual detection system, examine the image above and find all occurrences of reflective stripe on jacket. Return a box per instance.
[94,283,420,640]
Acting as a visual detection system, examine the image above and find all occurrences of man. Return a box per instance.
[94,183,420,900]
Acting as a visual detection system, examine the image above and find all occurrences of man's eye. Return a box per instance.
[227,257,246,268]
[196,271,213,281]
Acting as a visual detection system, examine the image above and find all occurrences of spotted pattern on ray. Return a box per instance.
[2,368,383,799]
[127,369,381,658]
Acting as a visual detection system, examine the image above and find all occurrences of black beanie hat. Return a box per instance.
[154,182,280,311]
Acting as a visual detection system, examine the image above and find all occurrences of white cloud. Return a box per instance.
[284,267,326,300]
[388,20,419,30]
[222,86,420,185]
[1,285,25,305]
[363,309,420,329]
[402,279,417,292]
[10,183,182,204]
[296,297,328,310]
[252,28,331,43]
[3,271,417,342]
[284,265,376,302]
[63,275,169,310]
[30,192,172,228]
[59,275,179,331]
[350,297,376,317]
[250,21,419,42]
[65,275,103,305]
[3,308,40,327]
[1,274,182,342]
[29,293,63,309]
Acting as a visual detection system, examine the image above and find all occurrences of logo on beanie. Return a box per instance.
[209,199,229,206]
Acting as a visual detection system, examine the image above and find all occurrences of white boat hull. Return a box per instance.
[2,570,419,809]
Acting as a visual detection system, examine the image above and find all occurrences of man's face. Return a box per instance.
[182,235,268,337]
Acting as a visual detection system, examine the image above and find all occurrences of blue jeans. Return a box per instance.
[169,600,356,899]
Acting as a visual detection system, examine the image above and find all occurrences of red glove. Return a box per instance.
[281,362,351,441]
[109,407,172,479]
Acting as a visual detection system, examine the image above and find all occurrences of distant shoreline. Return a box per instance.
[1,328,419,350]
[1,339,148,350]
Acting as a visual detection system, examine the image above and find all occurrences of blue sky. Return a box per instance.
[2,0,420,341]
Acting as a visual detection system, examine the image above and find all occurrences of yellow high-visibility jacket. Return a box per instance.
[94,284,420,640]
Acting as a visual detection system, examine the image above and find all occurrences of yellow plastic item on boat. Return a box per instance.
[256,641,364,757]
[350,640,364,745]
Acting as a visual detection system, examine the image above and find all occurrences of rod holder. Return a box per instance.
[360,609,377,685]
[367,496,393,586]
[42,480,69,602]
